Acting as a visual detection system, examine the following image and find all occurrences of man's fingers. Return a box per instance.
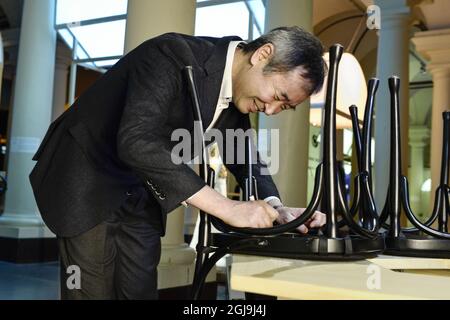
[267,207,279,221]
[321,213,327,225]
[309,212,327,228]
[302,211,325,228]
[318,212,326,226]
[291,208,306,218]
[275,207,326,231]
[298,224,308,234]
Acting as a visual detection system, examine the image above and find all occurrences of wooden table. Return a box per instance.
[230,254,450,299]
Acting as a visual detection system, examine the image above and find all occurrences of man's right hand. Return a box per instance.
[186,186,278,229]
[223,200,279,228]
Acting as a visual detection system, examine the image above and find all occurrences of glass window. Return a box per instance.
[55,0,128,67]
[58,28,74,49]
[75,44,89,60]
[195,2,249,39]
[252,23,261,38]
[56,0,128,24]
[69,20,126,59]
[246,0,265,34]
[94,59,120,68]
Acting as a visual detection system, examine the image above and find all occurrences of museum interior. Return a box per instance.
[0,0,450,300]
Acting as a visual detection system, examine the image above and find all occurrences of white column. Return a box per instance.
[373,0,410,210]
[408,126,429,218]
[125,0,196,53]
[412,28,450,212]
[124,0,201,291]
[0,0,56,239]
[260,0,313,207]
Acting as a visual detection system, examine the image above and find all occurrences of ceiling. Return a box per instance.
[416,0,450,30]
[0,0,447,75]
[313,0,369,27]
[314,0,450,32]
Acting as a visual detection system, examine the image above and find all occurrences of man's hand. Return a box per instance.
[223,200,279,228]
[186,186,279,229]
[275,207,326,234]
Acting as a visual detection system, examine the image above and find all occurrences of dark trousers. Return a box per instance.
[58,187,162,300]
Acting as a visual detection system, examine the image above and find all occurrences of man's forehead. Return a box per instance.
[279,71,311,100]
[274,74,309,102]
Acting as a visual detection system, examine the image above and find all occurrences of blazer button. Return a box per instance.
[155,190,161,196]
[126,191,132,196]
[159,193,166,200]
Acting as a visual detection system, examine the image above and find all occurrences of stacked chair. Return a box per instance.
[377,76,450,257]
[183,43,450,300]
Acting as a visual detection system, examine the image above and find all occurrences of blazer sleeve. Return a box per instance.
[117,46,206,214]
[219,113,281,201]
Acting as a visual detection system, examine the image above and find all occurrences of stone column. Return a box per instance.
[408,126,430,217]
[125,0,196,53]
[124,0,202,293]
[259,0,313,207]
[0,0,57,261]
[373,0,410,211]
[412,28,450,211]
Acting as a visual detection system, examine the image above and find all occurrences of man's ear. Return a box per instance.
[250,43,274,66]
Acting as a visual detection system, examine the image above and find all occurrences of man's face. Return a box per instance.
[232,44,310,116]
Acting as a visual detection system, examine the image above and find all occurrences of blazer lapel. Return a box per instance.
[198,36,241,130]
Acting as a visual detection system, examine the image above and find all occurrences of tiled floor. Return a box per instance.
[0,261,60,300]
[0,261,236,300]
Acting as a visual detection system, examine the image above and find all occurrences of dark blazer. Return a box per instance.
[29,33,280,238]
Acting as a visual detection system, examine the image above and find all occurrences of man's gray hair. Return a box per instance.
[240,26,327,95]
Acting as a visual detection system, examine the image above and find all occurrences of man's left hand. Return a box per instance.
[275,206,326,234]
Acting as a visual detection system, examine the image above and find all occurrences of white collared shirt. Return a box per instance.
[204,40,241,132]
[182,41,282,208]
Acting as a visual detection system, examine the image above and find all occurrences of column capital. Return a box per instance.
[375,0,410,15]
[375,0,412,30]
[428,64,450,79]
[412,28,450,74]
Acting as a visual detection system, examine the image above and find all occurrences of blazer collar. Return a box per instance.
[204,36,242,76]
[197,35,242,130]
